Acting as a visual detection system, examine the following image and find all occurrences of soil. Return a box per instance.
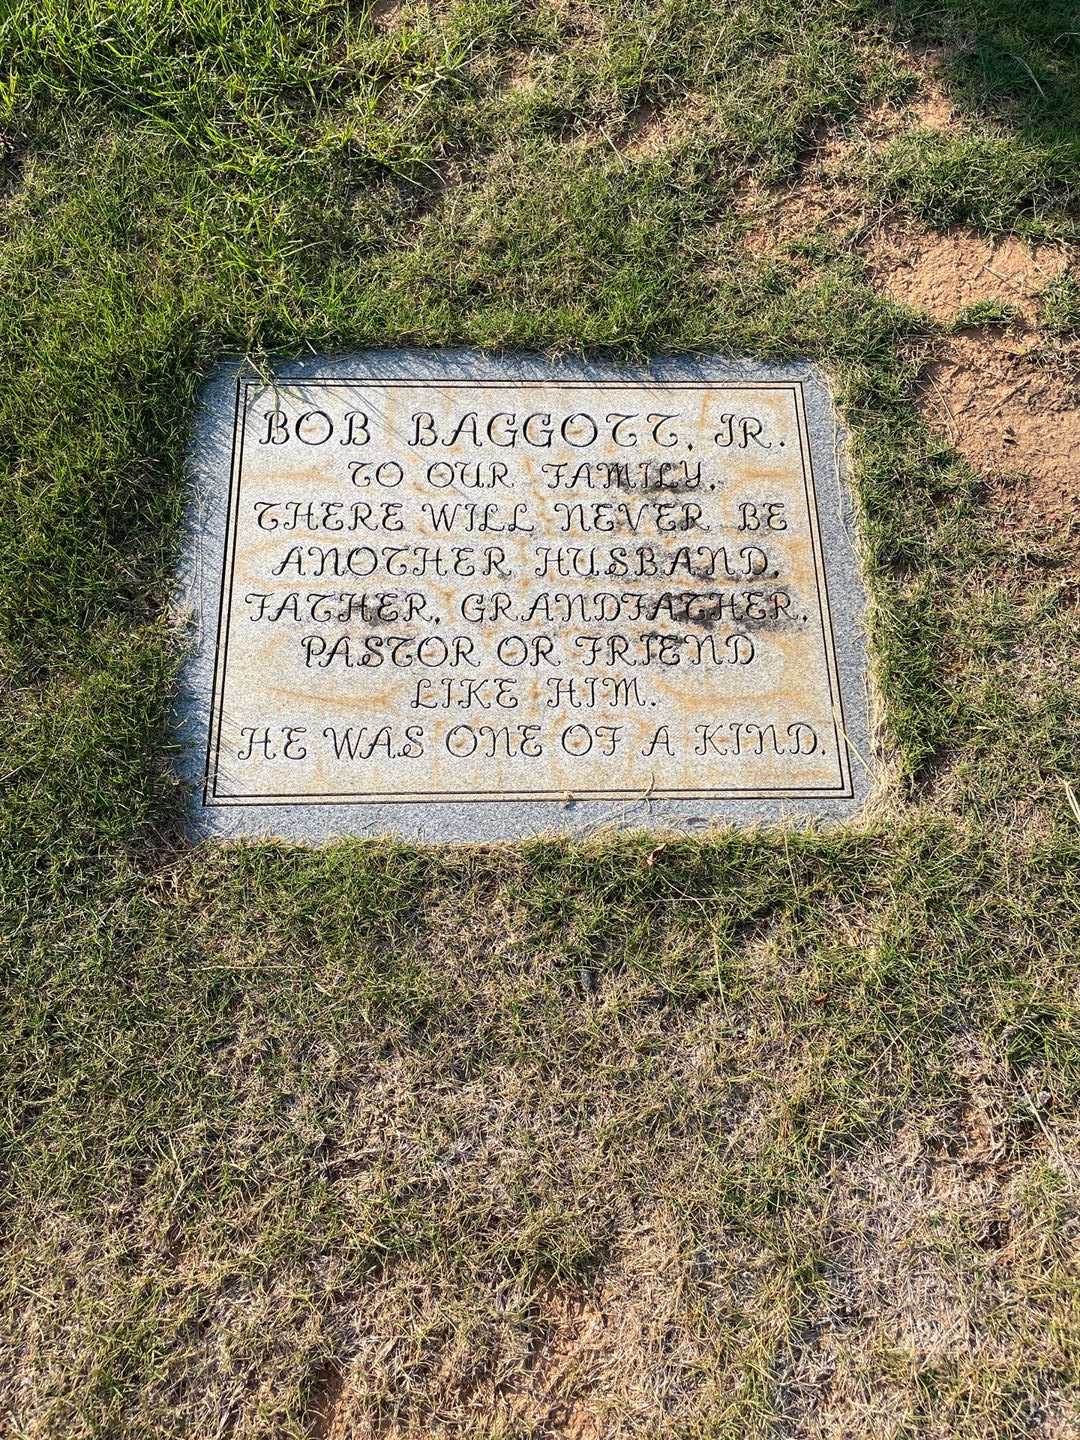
[737,48,962,253]
[619,99,664,156]
[864,218,1077,566]
[736,41,1079,568]
[365,0,403,29]
[919,329,1080,564]
[317,1285,631,1438]
[868,227,1070,323]
[317,1208,707,1437]
[737,122,869,255]
[616,95,711,157]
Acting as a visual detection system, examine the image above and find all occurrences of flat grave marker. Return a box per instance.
[177,352,870,840]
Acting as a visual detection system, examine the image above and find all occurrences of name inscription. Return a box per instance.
[204,377,853,804]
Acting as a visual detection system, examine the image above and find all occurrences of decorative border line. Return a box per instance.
[204,378,853,806]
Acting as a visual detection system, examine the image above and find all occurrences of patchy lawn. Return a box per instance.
[1,2,1077,1436]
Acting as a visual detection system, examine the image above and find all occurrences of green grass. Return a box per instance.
[1,1,1078,1436]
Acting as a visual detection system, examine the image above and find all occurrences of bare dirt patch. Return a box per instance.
[737,122,871,256]
[737,49,963,254]
[864,223,1077,565]
[869,227,1070,323]
[907,87,955,132]
[483,1290,611,1440]
[500,46,538,95]
[919,329,1080,562]
[619,99,664,158]
[549,0,603,44]
[364,0,404,30]
[614,95,711,159]
[734,40,1080,563]
[901,46,960,133]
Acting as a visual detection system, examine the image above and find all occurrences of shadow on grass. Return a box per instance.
[886,0,1080,164]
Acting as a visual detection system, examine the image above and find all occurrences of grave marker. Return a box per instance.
[177,352,869,839]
